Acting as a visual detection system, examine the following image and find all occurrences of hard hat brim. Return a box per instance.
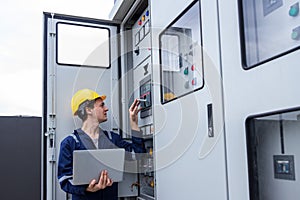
[98,95,106,101]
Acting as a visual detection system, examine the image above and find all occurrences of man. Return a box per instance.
[57,88,145,200]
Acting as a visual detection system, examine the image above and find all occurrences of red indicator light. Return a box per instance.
[191,65,195,71]
[192,78,197,86]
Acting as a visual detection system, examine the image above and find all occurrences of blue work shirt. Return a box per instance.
[57,128,145,200]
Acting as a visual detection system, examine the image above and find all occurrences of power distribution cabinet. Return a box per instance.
[218,0,300,199]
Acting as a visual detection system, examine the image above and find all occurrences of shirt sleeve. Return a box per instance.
[57,137,87,196]
[111,130,146,153]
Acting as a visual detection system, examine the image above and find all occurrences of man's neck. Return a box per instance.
[81,120,100,139]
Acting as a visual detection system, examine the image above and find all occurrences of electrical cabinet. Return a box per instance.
[219,0,300,199]
[43,0,300,199]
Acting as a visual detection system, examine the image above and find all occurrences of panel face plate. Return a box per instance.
[263,0,283,16]
[241,0,300,68]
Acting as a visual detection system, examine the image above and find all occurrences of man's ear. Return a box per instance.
[85,106,93,115]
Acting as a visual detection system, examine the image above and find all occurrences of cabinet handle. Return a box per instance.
[207,103,214,137]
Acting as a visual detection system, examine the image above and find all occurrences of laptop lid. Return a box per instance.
[71,149,125,185]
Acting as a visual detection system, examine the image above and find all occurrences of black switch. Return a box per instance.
[134,47,140,55]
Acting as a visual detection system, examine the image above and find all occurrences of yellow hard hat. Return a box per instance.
[71,89,106,115]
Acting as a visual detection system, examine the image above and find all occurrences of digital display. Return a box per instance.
[140,80,152,109]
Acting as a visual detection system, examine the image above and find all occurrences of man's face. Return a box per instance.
[91,98,109,123]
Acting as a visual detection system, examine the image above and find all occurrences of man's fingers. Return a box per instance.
[130,99,142,113]
[137,107,142,113]
[86,179,97,192]
[133,102,140,114]
[107,178,113,186]
[89,179,96,187]
[87,170,113,192]
[129,99,138,111]
[98,171,106,188]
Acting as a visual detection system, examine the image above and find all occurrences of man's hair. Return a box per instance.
[77,100,96,121]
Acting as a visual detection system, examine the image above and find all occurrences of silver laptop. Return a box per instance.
[71,149,125,185]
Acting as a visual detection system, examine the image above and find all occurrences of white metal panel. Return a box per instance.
[218,0,300,199]
[151,0,227,199]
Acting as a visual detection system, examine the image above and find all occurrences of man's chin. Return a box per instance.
[100,118,108,123]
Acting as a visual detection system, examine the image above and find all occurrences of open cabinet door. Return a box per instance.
[43,13,132,200]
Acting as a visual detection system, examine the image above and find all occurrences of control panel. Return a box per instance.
[132,8,151,68]
[132,6,153,127]
[131,6,155,200]
[159,1,203,103]
[133,57,153,127]
[242,0,300,67]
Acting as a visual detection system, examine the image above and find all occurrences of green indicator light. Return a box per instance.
[289,3,299,17]
[184,67,189,75]
[291,31,299,40]
[291,26,300,40]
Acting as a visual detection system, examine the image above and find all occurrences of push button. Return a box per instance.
[184,67,189,75]
[191,65,195,71]
[291,26,300,40]
[184,81,189,89]
[289,3,299,17]
[191,78,197,86]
